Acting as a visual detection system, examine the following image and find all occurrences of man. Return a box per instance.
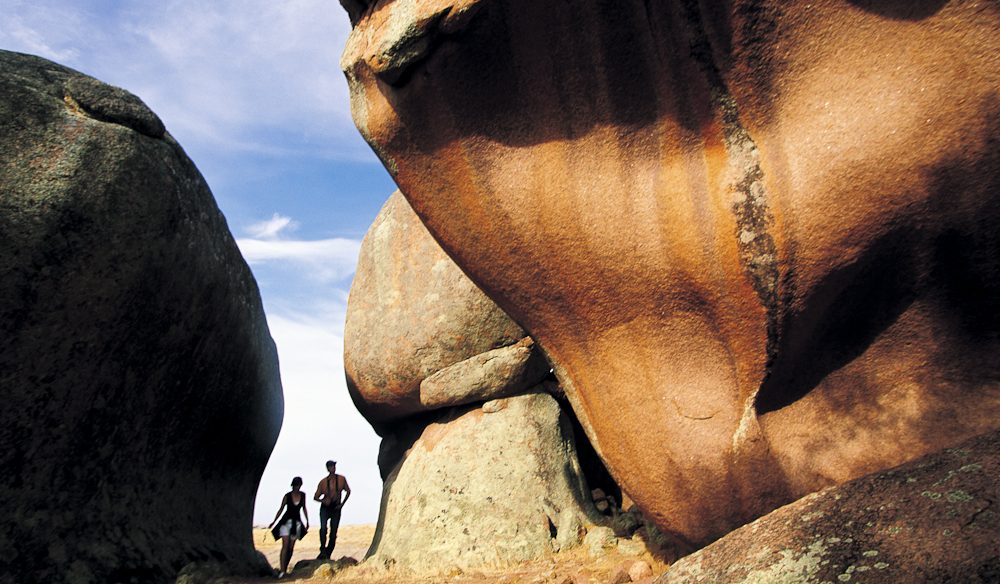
[314,460,350,560]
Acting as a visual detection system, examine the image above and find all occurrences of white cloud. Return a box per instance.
[237,213,362,282]
[247,213,298,240]
[121,0,361,155]
[237,237,361,282]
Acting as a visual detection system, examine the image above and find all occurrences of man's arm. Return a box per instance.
[314,480,325,502]
[340,477,351,507]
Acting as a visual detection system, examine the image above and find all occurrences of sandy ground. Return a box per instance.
[237,525,668,584]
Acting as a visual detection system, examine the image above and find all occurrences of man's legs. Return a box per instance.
[327,506,342,556]
[318,505,332,560]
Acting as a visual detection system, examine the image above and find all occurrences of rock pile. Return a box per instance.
[368,392,596,574]
[345,191,602,574]
[0,51,281,583]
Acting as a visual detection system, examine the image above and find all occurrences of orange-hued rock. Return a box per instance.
[339,0,1000,546]
[344,190,527,428]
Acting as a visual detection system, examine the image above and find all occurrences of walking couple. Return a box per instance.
[268,460,351,578]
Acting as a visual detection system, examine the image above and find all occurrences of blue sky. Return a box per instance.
[3,0,395,525]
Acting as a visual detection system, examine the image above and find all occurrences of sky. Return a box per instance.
[3,0,396,526]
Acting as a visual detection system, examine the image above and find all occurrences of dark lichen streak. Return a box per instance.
[679,0,781,371]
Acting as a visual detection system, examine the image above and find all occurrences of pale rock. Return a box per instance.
[617,538,646,558]
[584,526,617,559]
[419,336,550,409]
[366,392,600,574]
[627,561,653,581]
[482,398,508,414]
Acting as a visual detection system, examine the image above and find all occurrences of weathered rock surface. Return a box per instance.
[0,51,281,584]
[340,0,1000,545]
[344,190,526,428]
[665,428,1000,583]
[366,392,599,574]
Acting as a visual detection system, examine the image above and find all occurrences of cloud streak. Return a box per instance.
[247,213,299,240]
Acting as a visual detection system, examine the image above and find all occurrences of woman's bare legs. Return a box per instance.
[279,535,295,576]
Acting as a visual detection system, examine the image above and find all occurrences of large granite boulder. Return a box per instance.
[340,0,1000,545]
[665,428,1000,583]
[367,392,599,575]
[344,189,540,428]
[0,51,282,584]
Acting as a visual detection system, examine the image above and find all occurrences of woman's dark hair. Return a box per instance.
[291,476,303,488]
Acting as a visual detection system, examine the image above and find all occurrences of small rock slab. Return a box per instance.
[419,336,550,409]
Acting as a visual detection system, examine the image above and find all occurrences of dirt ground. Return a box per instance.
[239,525,669,584]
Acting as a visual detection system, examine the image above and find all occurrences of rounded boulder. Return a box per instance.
[0,51,282,583]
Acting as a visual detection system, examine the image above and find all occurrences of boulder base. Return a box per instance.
[367,392,599,574]
[665,429,1000,583]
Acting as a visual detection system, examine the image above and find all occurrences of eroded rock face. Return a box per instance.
[367,392,598,575]
[665,429,1000,583]
[339,0,1000,545]
[0,51,282,583]
[344,189,534,428]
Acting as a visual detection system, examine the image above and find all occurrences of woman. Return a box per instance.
[268,476,309,579]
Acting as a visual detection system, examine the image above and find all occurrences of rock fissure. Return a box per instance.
[679,0,781,372]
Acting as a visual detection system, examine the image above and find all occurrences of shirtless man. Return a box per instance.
[314,460,350,560]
